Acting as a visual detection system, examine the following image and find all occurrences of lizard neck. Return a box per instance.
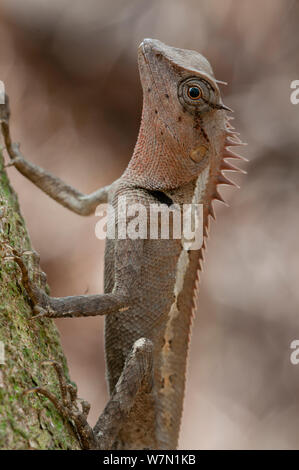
[124,102,211,192]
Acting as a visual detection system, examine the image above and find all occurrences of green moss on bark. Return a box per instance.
[0,152,81,449]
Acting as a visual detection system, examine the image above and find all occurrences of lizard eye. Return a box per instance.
[178,77,219,114]
[187,86,202,100]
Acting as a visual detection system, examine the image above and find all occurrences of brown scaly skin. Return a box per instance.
[0,39,245,449]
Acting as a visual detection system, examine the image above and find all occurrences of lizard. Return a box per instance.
[0,38,245,450]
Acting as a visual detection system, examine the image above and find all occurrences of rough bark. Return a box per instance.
[0,150,80,450]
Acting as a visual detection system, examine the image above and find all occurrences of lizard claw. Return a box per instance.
[30,306,48,320]
[25,360,97,449]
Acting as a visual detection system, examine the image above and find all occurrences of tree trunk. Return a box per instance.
[0,150,80,449]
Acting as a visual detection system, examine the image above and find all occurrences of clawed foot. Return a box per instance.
[26,360,98,449]
[2,244,52,319]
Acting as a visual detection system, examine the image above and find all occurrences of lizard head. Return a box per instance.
[126,39,244,217]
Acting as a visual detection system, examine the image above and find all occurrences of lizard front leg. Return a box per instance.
[0,95,114,215]
[8,248,130,319]
[7,236,143,320]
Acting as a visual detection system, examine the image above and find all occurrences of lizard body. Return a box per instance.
[0,39,244,449]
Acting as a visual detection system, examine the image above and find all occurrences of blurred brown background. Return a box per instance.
[1,0,299,449]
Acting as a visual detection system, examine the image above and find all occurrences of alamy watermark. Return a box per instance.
[290,80,299,105]
[290,340,299,365]
[95,197,204,250]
